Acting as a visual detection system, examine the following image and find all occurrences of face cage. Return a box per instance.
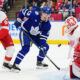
[65,24,75,34]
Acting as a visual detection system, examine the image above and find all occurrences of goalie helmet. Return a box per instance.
[65,16,78,33]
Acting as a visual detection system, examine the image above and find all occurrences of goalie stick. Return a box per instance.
[21,28,60,70]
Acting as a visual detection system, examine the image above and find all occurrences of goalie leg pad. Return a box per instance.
[72,61,80,78]
[70,48,80,78]
[70,65,78,78]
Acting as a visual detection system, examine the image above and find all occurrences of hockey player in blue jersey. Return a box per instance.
[12,6,51,71]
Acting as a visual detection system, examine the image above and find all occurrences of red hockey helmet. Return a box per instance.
[65,16,78,33]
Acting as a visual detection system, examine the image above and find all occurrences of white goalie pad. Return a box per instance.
[72,62,80,78]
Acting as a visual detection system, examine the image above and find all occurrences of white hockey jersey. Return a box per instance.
[0,11,9,30]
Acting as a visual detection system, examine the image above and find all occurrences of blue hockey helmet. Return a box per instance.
[42,6,51,14]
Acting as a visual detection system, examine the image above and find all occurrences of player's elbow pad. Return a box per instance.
[14,21,21,28]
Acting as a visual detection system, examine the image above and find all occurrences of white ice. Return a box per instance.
[0,44,76,80]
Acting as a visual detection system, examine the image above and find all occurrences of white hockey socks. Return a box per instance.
[4,46,15,63]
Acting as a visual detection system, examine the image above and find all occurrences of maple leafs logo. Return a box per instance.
[30,26,40,36]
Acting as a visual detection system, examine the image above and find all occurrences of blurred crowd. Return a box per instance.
[0,0,15,13]
[22,0,80,20]
[0,0,80,20]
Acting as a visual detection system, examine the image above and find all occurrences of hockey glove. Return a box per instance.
[40,46,47,51]
[14,21,21,28]
[39,40,49,52]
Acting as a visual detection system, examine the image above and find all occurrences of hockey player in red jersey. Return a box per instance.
[0,11,14,69]
[65,16,80,79]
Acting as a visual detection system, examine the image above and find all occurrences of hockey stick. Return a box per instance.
[41,48,60,70]
[21,28,60,70]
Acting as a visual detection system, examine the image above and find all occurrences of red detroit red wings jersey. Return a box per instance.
[0,11,14,48]
[0,17,9,27]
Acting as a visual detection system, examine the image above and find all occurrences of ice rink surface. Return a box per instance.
[0,44,77,80]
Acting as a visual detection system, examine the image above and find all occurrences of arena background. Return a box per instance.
[9,21,80,45]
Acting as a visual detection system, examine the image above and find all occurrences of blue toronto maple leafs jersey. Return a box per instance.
[15,9,51,44]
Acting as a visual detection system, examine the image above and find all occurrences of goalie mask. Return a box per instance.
[65,16,78,33]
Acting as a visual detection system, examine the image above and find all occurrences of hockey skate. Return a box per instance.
[11,63,21,73]
[3,62,12,70]
[36,61,48,69]
[2,62,13,72]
